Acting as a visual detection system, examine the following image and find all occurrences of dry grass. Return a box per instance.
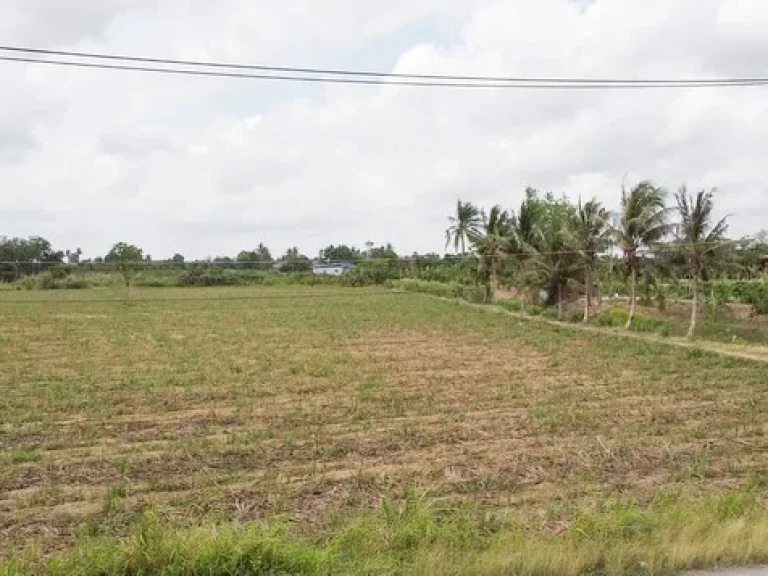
[2,285,768,569]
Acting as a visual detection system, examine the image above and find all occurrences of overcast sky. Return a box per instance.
[1,0,766,259]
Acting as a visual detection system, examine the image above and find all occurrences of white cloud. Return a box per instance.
[1,0,767,259]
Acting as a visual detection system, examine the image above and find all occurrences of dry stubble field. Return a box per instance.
[2,285,768,570]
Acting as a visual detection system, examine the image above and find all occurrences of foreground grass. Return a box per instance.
[3,286,768,572]
[4,488,768,575]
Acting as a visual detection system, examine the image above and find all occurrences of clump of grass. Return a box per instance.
[2,449,43,465]
[595,308,671,335]
[5,488,768,575]
[498,298,522,312]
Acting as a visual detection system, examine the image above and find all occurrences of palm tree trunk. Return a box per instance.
[625,266,636,329]
[489,255,498,303]
[686,275,699,340]
[583,266,591,322]
[557,282,564,321]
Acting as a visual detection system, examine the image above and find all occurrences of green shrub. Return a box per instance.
[596,308,629,327]
[38,273,89,290]
[632,314,672,335]
[594,308,670,335]
[568,309,585,323]
[540,308,559,320]
[710,280,768,314]
[499,298,522,312]
[178,269,242,287]
[528,305,544,316]
[462,286,487,304]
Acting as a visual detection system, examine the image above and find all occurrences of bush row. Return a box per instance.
[709,280,768,313]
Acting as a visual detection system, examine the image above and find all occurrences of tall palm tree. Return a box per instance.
[616,181,669,329]
[509,189,545,307]
[572,198,611,322]
[528,196,580,320]
[445,200,482,255]
[470,205,511,302]
[675,186,729,339]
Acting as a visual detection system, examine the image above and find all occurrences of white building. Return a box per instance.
[312,261,356,276]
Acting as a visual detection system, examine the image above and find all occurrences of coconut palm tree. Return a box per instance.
[445,200,482,255]
[508,189,545,307]
[528,196,581,320]
[616,181,669,329]
[572,198,612,322]
[470,205,511,303]
[675,186,729,339]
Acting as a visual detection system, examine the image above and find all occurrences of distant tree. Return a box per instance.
[470,205,512,303]
[280,247,311,272]
[617,181,670,328]
[526,194,581,318]
[572,198,611,322]
[509,188,545,306]
[171,253,185,263]
[66,248,83,265]
[445,200,482,255]
[254,242,272,263]
[237,243,273,269]
[367,243,398,259]
[105,242,144,287]
[675,186,729,339]
[320,245,362,262]
[0,236,63,263]
[236,250,255,262]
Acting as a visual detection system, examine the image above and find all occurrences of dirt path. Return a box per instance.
[448,297,768,365]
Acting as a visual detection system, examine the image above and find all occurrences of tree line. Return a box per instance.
[445,182,767,339]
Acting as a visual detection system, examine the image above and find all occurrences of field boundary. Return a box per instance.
[429,294,768,364]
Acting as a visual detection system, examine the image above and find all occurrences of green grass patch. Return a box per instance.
[4,488,768,575]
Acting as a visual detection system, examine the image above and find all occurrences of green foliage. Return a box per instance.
[528,304,544,316]
[279,247,312,273]
[499,298,522,312]
[350,258,402,284]
[236,243,273,269]
[461,286,487,304]
[567,309,585,323]
[104,242,145,287]
[104,242,143,264]
[710,280,768,314]
[596,308,631,327]
[178,268,260,287]
[320,244,362,262]
[594,308,671,335]
[0,235,64,263]
[367,243,398,260]
[445,200,483,254]
[540,308,559,320]
[8,489,768,576]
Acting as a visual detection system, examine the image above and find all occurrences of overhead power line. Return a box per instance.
[1,46,768,89]
[2,44,767,85]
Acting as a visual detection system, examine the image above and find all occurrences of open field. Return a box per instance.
[3,286,768,573]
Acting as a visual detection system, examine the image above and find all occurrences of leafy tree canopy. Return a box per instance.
[105,242,144,263]
[320,245,362,262]
[0,236,64,263]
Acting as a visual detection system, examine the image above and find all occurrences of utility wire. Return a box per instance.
[2,44,767,86]
[2,52,768,89]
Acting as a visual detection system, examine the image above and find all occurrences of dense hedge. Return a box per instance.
[709,280,768,313]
